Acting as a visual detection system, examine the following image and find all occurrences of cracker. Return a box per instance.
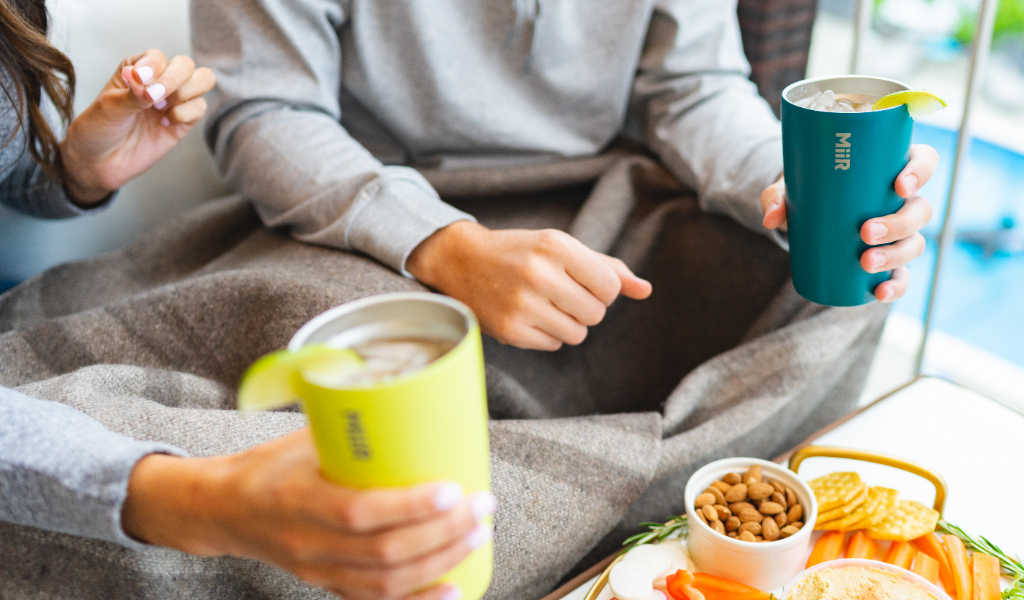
[836,486,883,531]
[862,487,900,528]
[815,482,868,525]
[808,472,864,512]
[866,499,939,541]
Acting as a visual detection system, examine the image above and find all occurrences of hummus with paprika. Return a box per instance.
[788,566,938,600]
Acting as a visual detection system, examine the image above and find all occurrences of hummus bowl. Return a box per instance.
[683,457,818,590]
[782,558,954,600]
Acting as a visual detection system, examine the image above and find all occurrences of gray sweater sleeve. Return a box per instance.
[0,386,185,549]
[634,0,787,246]
[193,0,473,276]
[0,149,113,219]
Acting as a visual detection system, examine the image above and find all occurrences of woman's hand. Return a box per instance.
[123,428,494,600]
[760,144,938,302]
[59,49,216,206]
[406,221,653,351]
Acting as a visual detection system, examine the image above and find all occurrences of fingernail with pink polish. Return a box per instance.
[903,174,919,192]
[466,524,492,550]
[154,99,167,110]
[471,492,497,520]
[134,66,154,84]
[440,585,463,600]
[161,116,171,127]
[869,253,885,270]
[433,482,464,512]
[146,83,166,103]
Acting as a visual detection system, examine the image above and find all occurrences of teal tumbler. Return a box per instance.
[782,76,913,306]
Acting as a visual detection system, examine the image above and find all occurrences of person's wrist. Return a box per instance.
[122,453,230,556]
[58,138,112,207]
[406,220,485,288]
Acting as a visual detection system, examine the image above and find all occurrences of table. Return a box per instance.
[543,376,1024,600]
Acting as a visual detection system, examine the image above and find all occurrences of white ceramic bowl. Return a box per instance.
[781,559,954,600]
[684,457,818,590]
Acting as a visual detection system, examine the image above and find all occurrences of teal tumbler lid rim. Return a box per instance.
[782,75,911,110]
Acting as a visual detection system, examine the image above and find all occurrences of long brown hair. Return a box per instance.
[0,0,74,181]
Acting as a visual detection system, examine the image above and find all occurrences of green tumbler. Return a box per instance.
[782,76,913,306]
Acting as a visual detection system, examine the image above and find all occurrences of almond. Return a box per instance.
[728,532,739,539]
[739,508,763,523]
[770,480,786,494]
[748,483,775,501]
[694,493,716,508]
[771,492,788,509]
[710,519,725,535]
[723,472,742,485]
[725,483,748,503]
[780,525,800,538]
[714,505,732,520]
[762,517,780,541]
[705,486,727,506]
[726,516,741,532]
[787,504,803,523]
[775,512,788,527]
[744,464,762,484]
[739,531,757,543]
[702,504,719,522]
[759,501,785,516]
[710,480,732,494]
[791,521,804,529]
[730,501,756,515]
[755,535,765,542]
[786,487,798,507]
[738,521,762,536]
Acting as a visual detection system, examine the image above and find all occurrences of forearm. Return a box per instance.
[0,388,183,547]
[122,453,230,555]
[218,107,474,274]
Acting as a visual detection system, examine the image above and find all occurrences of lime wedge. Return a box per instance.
[237,345,363,412]
[872,90,947,119]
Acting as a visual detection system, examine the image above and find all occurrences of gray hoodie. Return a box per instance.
[194,0,785,275]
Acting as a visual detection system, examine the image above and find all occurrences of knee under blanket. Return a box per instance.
[0,151,888,600]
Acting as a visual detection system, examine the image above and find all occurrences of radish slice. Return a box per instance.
[624,545,673,579]
[608,559,654,600]
[654,540,693,573]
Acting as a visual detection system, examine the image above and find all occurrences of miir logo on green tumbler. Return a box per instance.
[782,76,913,306]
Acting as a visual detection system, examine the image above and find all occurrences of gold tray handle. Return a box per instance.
[788,445,948,515]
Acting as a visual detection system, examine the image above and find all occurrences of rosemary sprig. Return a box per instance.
[937,520,1024,600]
[621,515,689,554]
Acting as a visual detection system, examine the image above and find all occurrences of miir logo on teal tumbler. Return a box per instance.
[782,76,913,306]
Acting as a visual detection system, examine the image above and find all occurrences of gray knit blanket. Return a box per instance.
[0,151,887,599]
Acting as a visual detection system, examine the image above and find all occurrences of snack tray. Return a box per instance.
[578,445,948,600]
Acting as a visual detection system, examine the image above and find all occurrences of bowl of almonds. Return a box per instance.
[684,457,819,590]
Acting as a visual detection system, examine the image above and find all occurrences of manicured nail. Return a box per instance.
[146,83,166,103]
[161,116,171,127]
[869,222,888,242]
[466,524,492,550]
[879,286,894,302]
[903,173,919,193]
[440,585,463,600]
[134,66,154,84]
[433,482,464,511]
[154,99,167,110]
[470,491,497,520]
[121,72,129,85]
[768,200,781,213]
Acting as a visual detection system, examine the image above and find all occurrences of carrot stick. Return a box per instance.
[807,531,846,568]
[913,552,940,585]
[971,553,1001,600]
[846,530,879,560]
[944,533,973,600]
[690,572,771,600]
[885,541,917,570]
[913,533,957,595]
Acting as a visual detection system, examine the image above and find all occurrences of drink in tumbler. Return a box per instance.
[782,76,913,306]
[289,292,492,599]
